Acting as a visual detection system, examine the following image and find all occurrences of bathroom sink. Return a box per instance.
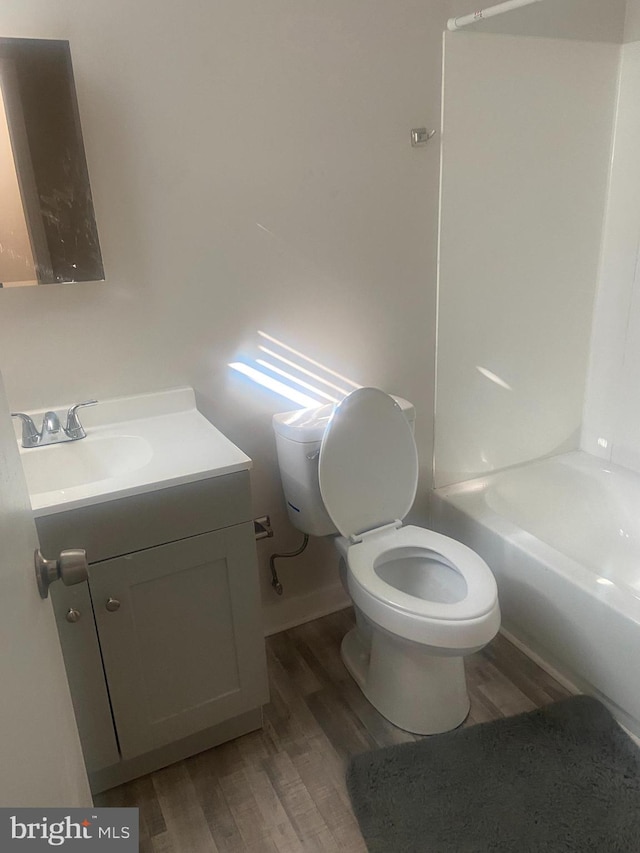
[17,387,251,517]
[20,434,153,494]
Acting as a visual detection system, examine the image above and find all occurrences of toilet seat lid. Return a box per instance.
[318,387,418,539]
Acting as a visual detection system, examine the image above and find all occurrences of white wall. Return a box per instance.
[0,1,447,633]
[625,0,640,42]
[582,38,640,472]
[435,32,619,487]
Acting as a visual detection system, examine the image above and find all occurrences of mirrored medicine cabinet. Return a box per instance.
[0,37,104,287]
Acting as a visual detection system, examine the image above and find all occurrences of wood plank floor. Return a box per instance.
[95,607,571,851]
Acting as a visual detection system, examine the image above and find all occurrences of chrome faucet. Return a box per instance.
[12,400,98,448]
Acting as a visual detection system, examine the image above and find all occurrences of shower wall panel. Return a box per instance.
[434,32,618,487]
[582,41,640,474]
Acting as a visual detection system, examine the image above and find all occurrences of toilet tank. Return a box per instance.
[272,395,415,537]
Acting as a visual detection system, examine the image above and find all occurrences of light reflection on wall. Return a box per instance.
[475,366,513,391]
[229,331,361,410]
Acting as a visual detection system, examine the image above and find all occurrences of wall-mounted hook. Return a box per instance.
[411,128,437,147]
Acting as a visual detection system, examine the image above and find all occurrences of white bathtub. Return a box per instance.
[429,450,640,735]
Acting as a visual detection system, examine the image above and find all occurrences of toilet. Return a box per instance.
[272,387,500,734]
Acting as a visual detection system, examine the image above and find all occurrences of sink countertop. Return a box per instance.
[18,387,252,517]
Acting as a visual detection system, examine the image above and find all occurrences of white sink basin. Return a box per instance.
[20,434,153,494]
[17,387,252,517]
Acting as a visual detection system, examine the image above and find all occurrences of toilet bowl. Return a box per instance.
[272,387,500,734]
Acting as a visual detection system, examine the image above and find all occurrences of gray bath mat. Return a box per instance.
[346,695,640,852]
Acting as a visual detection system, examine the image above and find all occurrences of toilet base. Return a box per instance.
[341,624,470,735]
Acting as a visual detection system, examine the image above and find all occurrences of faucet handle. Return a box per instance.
[65,399,98,439]
[11,412,40,447]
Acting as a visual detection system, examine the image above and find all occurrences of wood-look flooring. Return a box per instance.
[95,607,571,851]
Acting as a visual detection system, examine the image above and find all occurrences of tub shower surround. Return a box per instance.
[429,450,640,736]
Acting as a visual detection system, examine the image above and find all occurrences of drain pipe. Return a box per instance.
[268,534,310,595]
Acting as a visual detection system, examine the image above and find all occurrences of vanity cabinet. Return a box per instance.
[41,470,268,791]
[90,525,262,759]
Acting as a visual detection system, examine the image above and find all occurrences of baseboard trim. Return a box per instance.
[499,627,581,696]
[263,582,351,636]
[499,626,640,744]
[89,708,263,794]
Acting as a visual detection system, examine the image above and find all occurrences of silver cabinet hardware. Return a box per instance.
[106,597,121,612]
[34,548,89,599]
[66,608,81,623]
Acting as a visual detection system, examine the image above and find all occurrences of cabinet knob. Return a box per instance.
[65,608,81,623]
[105,597,121,612]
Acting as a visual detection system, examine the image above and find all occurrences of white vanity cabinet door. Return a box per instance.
[88,522,268,760]
[50,582,121,772]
